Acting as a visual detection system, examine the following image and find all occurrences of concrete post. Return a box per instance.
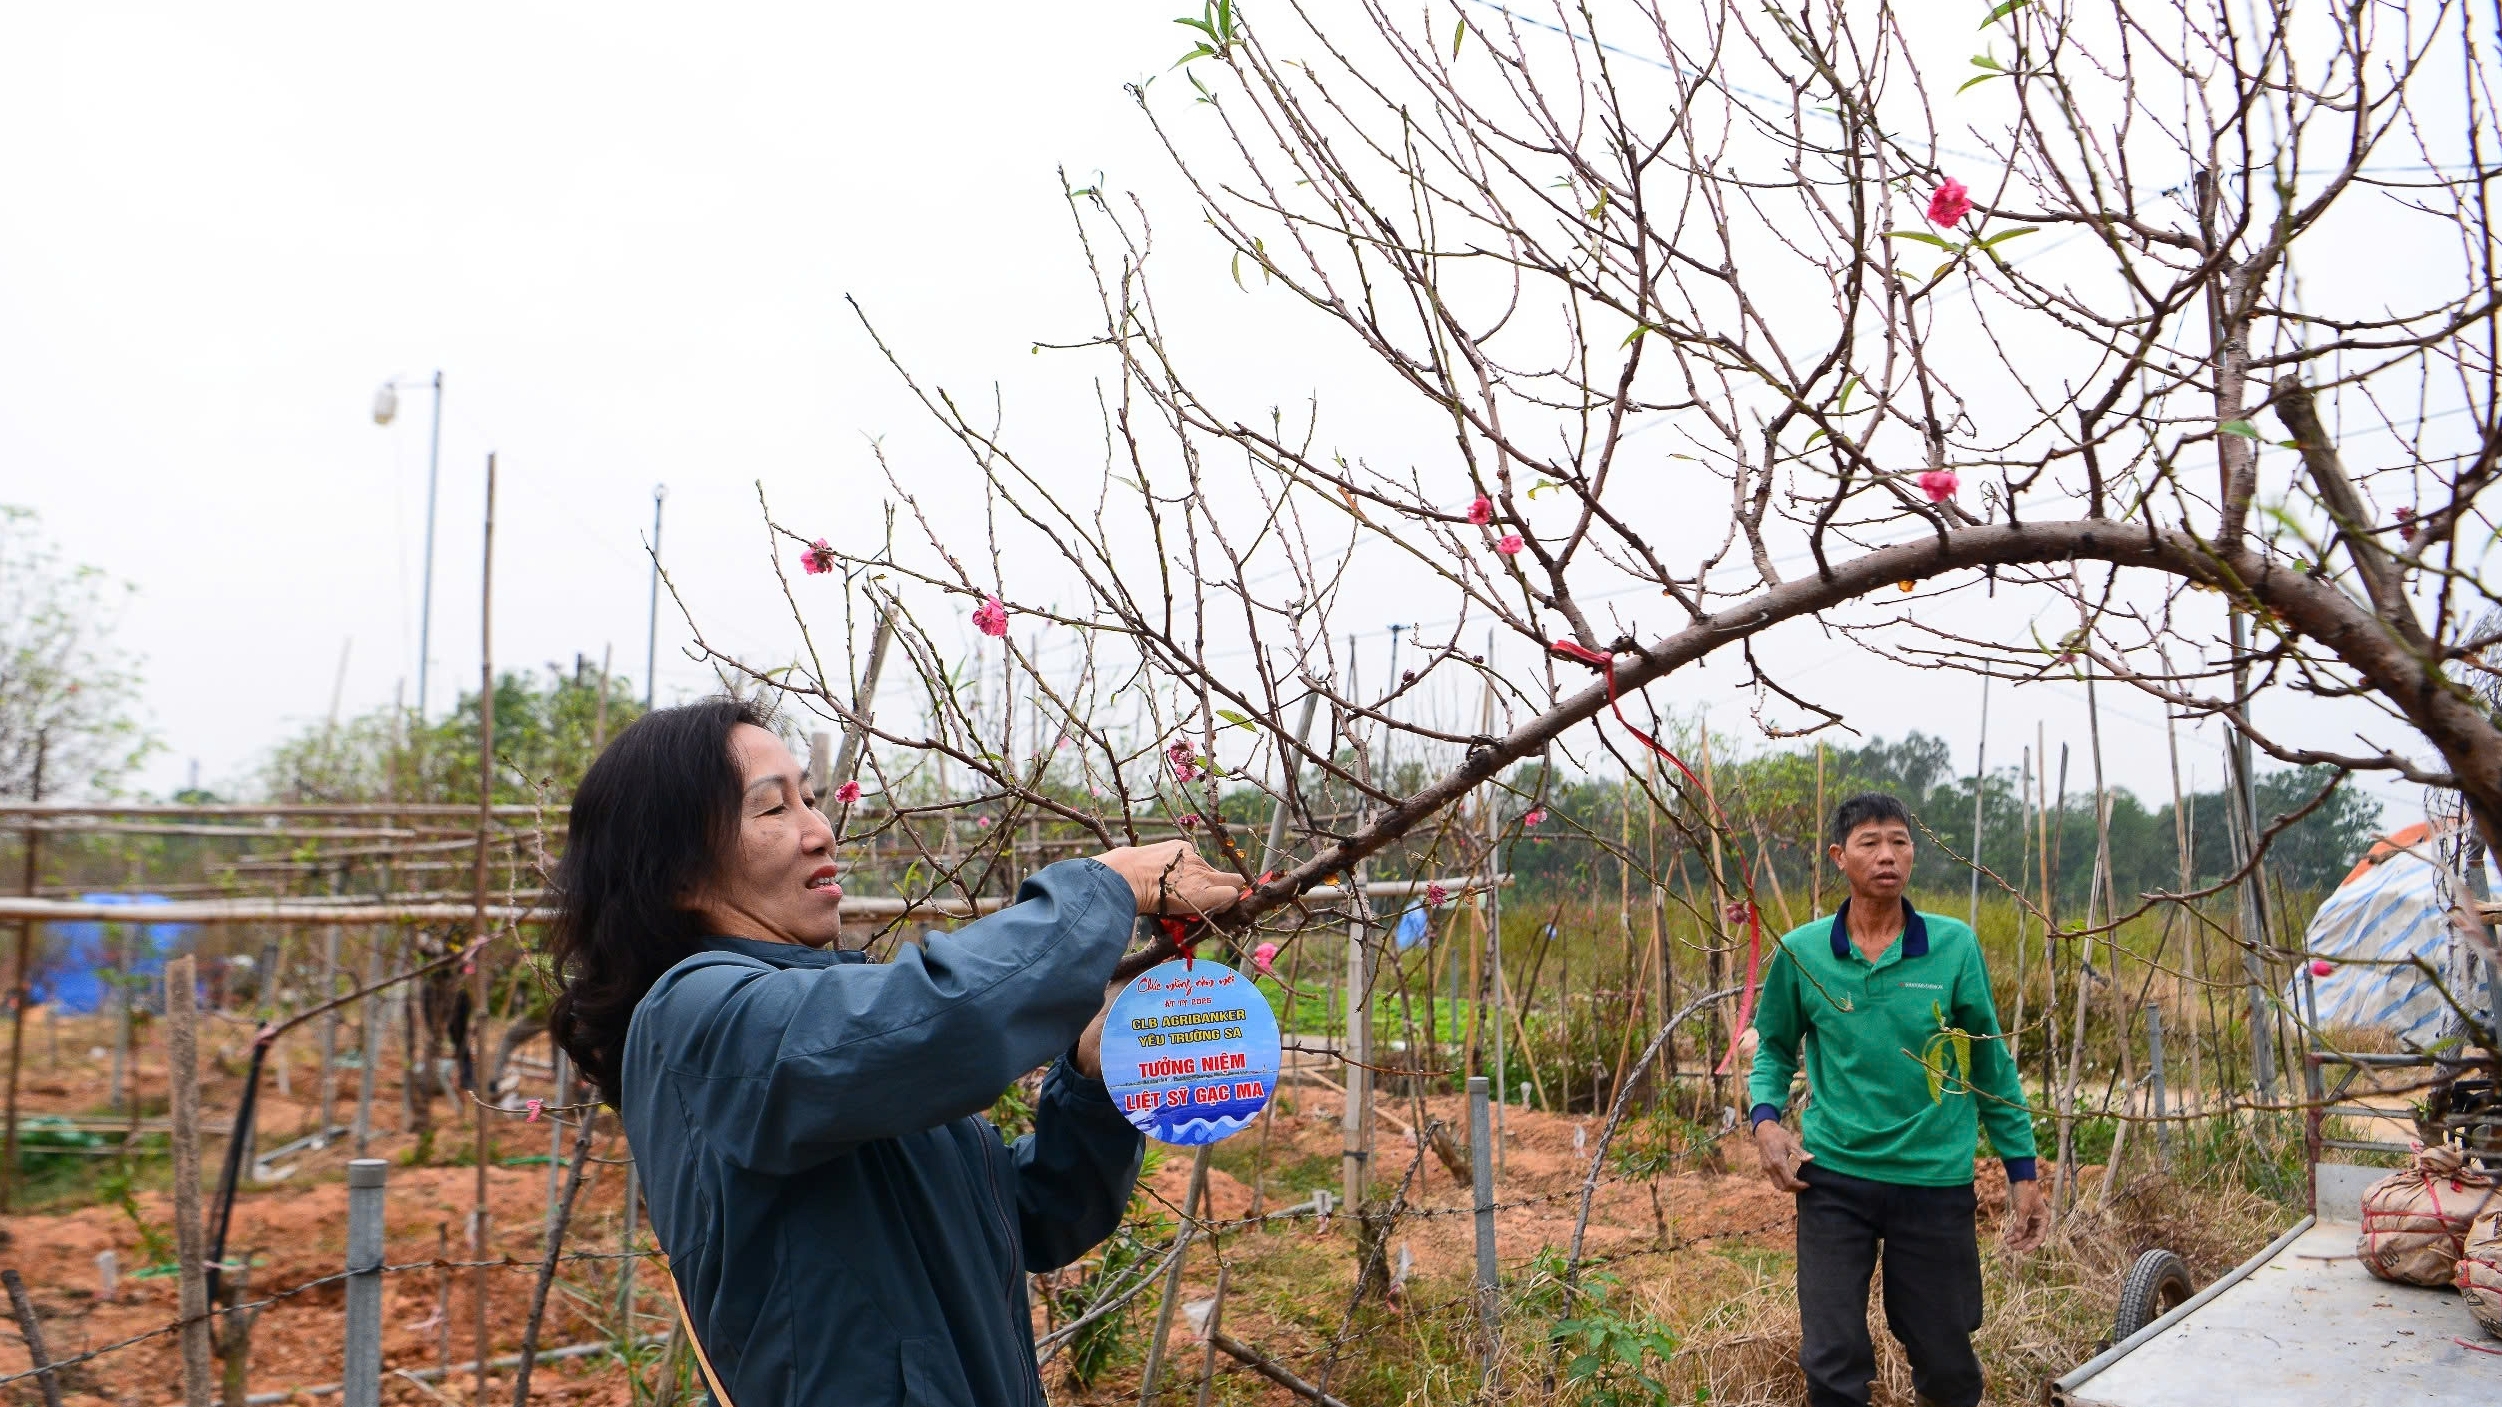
[1469,1076,1499,1383]
[343,1158,388,1407]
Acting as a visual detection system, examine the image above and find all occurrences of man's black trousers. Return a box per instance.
[1794,1163,1986,1407]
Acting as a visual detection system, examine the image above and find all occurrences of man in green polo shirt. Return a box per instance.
[1750,792,2048,1407]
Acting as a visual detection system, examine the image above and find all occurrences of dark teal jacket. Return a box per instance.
[620,859,1145,1405]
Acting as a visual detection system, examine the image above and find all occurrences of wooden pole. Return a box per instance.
[1192,1264,1229,1407]
[168,954,213,1407]
[3,1267,66,1407]
[1810,741,1826,919]
[1969,674,1991,931]
[591,643,612,751]
[830,605,896,789]
[316,911,344,1141]
[1698,723,1729,1108]
[353,926,384,1158]
[469,454,498,1407]
[2086,673,2135,1211]
[1140,1148,1212,1403]
[1,735,45,1211]
[511,1114,596,1407]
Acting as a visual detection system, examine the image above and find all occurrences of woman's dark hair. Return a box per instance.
[1827,791,1915,847]
[548,696,773,1107]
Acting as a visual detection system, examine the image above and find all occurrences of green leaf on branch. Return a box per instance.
[1884,230,1959,250]
[2220,420,2262,439]
[1983,0,2032,26]
[1958,54,2007,94]
[1452,17,1466,58]
[1215,709,1254,729]
[1978,225,2040,248]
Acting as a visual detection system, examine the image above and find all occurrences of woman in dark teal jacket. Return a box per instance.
[547,698,1239,1405]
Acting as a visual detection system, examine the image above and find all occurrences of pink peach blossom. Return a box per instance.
[1424,883,1449,908]
[1467,495,1494,526]
[1926,177,1972,227]
[1252,941,1278,974]
[1177,813,1201,831]
[2309,958,2335,978]
[1495,533,1524,555]
[972,595,1009,637]
[1522,807,1547,827]
[524,1098,544,1123]
[833,780,862,805]
[800,539,837,575]
[1917,469,1960,503]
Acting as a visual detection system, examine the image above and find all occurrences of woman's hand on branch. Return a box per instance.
[1093,840,1244,917]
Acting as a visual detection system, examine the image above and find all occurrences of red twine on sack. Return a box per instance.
[1549,639,1765,1076]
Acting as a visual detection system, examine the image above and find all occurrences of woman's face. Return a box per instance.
[684,723,845,947]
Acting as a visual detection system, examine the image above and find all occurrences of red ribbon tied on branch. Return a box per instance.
[1159,916,1204,970]
[1548,638,1765,1076]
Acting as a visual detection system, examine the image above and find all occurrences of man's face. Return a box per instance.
[1829,818,1914,901]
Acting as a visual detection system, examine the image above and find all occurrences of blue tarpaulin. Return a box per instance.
[32,895,191,1014]
[2294,836,2495,1049]
[1395,903,1431,950]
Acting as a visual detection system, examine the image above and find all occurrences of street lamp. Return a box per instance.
[372,371,445,720]
[645,484,668,708]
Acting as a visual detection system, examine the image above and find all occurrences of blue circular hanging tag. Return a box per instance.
[1101,959,1279,1145]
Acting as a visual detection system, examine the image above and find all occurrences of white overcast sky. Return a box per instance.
[0,3,2444,832]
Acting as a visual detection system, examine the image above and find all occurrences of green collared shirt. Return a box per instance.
[1747,898,2036,1187]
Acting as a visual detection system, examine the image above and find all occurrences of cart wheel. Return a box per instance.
[2114,1248,2195,1340]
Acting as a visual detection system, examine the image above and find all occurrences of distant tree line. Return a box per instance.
[1497,730,2384,912]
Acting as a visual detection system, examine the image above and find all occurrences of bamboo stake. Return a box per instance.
[469,454,498,1407]
[2008,747,2034,1066]
[2166,717,2207,1110]
[1,736,45,1212]
[2085,673,2137,1211]
[168,954,213,1407]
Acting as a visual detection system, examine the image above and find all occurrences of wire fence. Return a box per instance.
[0,1102,1790,1406]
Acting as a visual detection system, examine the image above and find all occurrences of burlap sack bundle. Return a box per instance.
[2356,1144,2491,1287]
[2458,1207,2502,1338]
